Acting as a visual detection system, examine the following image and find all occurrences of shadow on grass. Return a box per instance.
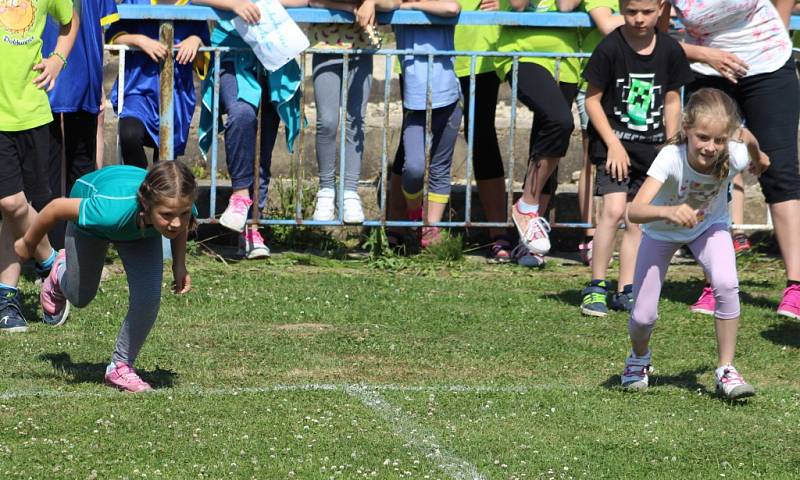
[761,321,800,348]
[601,366,712,395]
[37,352,177,389]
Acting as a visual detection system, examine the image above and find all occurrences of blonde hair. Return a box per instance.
[136,161,198,230]
[666,88,741,180]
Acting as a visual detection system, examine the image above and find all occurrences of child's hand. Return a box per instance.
[356,0,376,29]
[605,145,630,182]
[479,0,499,10]
[234,0,261,24]
[172,265,192,294]
[666,204,700,228]
[32,55,65,91]
[175,36,202,65]
[13,238,34,263]
[748,151,770,177]
[139,37,169,62]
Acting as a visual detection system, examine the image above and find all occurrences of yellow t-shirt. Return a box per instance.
[578,0,619,89]
[0,0,74,131]
[454,0,510,77]
[494,0,581,84]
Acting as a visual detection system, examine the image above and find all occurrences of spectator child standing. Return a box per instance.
[0,0,78,333]
[42,0,119,250]
[15,162,197,392]
[106,0,210,167]
[197,0,306,259]
[621,88,769,400]
[580,0,693,317]
[394,0,462,247]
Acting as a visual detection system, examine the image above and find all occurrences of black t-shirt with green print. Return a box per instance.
[582,27,693,174]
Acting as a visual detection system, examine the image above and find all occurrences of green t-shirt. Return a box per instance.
[454,0,510,77]
[578,0,619,90]
[0,0,73,131]
[494,0,582,84]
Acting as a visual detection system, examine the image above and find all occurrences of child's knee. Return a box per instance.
[226,102,258,129]
[628,311,657,342]
[0,193,29,218]
[600,203,627,224]
[712,278,740,316]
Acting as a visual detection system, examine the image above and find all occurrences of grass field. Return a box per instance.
[1,246,798,479]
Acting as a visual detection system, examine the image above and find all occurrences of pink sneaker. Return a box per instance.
[777,284,800,320]
[419,226,442,249]
[104,362,153,393]
[238,228,271,259]
[219,194,253,232]
[40,249,70,326]
[578,240,593,266]
[690,286,715,316]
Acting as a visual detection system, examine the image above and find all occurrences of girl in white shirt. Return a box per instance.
[620,88,769,400]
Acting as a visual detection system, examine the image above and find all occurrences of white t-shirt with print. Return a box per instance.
[672,0,791,77]
[643,142,749,243]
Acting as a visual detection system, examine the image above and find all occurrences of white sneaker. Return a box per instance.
[219,194,252,232]
[511,242,545,268]
[715,365,755,400]
[238,228,271,259]
[312,188,336,221]
[511,202,551,255]
[342,190,365,224]
[621,351,651,390]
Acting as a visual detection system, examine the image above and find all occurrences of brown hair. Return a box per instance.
[136,161,198,230]
[665,87,741,180]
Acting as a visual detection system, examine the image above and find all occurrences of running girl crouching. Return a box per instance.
[621,88,770,400]
[15,162,197,393]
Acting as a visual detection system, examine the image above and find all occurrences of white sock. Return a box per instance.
[516,199,539,214]
[106,362,117,374]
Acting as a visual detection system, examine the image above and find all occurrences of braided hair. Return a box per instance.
[136,161,198,231]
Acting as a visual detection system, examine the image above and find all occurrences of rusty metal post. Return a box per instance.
[158,21,174,161]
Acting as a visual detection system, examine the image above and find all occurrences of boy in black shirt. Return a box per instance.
[580,0,693,317]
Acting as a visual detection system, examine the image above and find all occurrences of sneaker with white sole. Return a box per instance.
[715,365,755,400]
[219,194,253,232]
[512,243,545,268]
[238,228,271,259]
[313,188,336,221]
[342,190,365,224]
[777,284,800,320]
[621,351,651,390]
[511,202,551,255]
[40,249,70,327]
[691,286,715,316]
[104,362,153,393]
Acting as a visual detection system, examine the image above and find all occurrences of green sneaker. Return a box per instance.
[581,281,609,317]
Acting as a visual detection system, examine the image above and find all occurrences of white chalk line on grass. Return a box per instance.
[345,384,488,480]
[0,382,582,401]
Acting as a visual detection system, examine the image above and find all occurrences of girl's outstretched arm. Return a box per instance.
[628,176,699,228]
[399,0,460,17]
[170,229,192,294]
[15,199,81,262]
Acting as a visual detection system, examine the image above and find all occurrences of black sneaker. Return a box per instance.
[0,289,27,333]
[610,286,635,312]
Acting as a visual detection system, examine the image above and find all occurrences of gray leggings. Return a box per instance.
[61,223,163,366]
[401,101,462,199]
[312,54,372,191]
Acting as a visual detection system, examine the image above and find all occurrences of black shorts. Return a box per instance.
[0,125,52,204]
[594,162,647,198]
[685,59,800,204]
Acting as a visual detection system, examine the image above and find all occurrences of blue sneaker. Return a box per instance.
[0,289,27,333]
[610,285,635,312]
[581,280,609,317]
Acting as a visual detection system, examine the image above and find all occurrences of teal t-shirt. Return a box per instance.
[70,166,156,242]
[70,165,197,242]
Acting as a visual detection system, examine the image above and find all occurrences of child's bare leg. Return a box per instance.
[426,200,446,225]
[618,220,642,291]
[577,133,595,237]
[730,173,745,235]
[591,192,626,281]
[715,316,739,367]
[0,193,53,285]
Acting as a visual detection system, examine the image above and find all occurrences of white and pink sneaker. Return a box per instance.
[40,249,70,327]
[715,365,755,400]
[511,202,551,255]
[239,228,271,259]
[219,194,253,232]
[777,284,800,320]
[105,362,153,393]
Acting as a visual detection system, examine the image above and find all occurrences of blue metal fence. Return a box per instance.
[112,6,788,232]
